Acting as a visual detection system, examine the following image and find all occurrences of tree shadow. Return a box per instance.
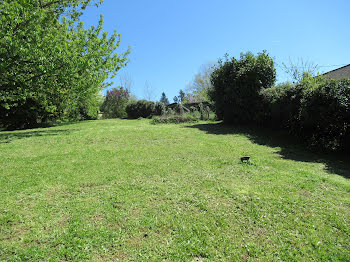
[0,129,74,144]
[185,122,350,179]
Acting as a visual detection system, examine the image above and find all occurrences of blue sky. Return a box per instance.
[82,0,350,101]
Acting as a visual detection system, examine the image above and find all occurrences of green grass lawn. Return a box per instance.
[0,119,349,261]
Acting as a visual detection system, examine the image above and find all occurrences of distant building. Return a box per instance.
[322,64,350,80]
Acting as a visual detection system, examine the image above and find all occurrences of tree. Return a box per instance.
[209,51,276,123]
[159,92,169,105]
[186,62,216,102]
[0,0,129,129]
[100,87,129,118]
[143,81,155,101]
[173,96,179,103]
[282,57,320,83]
[119,72,133,93]
[178,89,185,103]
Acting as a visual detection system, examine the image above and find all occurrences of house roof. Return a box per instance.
[322,64,350,80]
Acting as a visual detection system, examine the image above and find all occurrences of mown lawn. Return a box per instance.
[0,119,349,261]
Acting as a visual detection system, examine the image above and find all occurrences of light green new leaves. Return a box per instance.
[0,0,129,128]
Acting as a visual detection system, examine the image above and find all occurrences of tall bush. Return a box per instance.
[209,51,276,124]
[296,77,350,151]
[126,100,155,118]
[154,102,166,116]
[261,78,350,151]
[100,87,129,118]
[259,82,302,130]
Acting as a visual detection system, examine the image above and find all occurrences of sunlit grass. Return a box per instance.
[0,119,349,261]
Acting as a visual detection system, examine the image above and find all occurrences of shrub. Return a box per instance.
[209,51,276,124]
[126,100,155,118]
[259,82,302,129]
[151,115,198,124]
[179,104,185,115]
[166,108,175,116]
[0,98,49,130]
[198,103,211,120]
[261,78,350,151]
[296,77,350,151]
[154,102,166,116]
[100,87,129,119]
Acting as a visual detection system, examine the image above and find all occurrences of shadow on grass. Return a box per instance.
[185,122,350,179]
[0,129,74,144]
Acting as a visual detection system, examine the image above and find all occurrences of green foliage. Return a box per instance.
[209,51,276,123]
[166,108,175,115]
[261,78,350,151]
[159,92,169,105]
[69,91,103,121]
[0,0,128,129]
[178,104,185,115]
[126,100,155,118]
[297,77,350,151]
[179,89,185,103]
[151,115,198,124]
[186,62,216,103]
[154,102,166,116]
[198,103,208,120]
[259,82,301,129]
[155,103,215,124]
[100,87,129,118]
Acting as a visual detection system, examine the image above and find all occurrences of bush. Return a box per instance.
[154,102,166,116]
[151,103,216,124]
[166,108,175,116]
[209,51,276,124]
[296,77,350,151]
[100,88,129,119]
[261,78,350,151]
[0,98,49,130]
[260,82,302,130]
[126,100,155,118]
[68,92,104,121]
[151,115,198,124]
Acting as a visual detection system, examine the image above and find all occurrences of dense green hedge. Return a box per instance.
[126,100,156,118]
[261,78,350,151]
[209,51,350,152]
[259,82,302,130]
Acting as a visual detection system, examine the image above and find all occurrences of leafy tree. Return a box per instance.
[173,96,179,103]
[209,51,276,123]
[159,92,169,105]
[186,62,216,102]
[179,89,185,103]
[0,0,129,129]
[100,87,129,118]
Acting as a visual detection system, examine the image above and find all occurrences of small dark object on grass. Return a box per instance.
[241,156,250,163]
